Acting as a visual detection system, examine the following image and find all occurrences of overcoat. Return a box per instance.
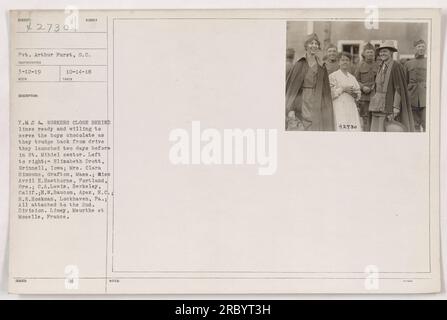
[382,61,415,132]
[286,56,334,131]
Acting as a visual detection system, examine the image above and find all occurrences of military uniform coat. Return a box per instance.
[354,60,379,102]
[404,56,427,108]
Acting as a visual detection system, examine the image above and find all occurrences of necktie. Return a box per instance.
[379,63,388,89]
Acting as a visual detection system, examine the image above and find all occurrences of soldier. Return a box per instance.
[324,43,339,75]
[369,40,414,132]
[404,39,427,131]
[354,42,379,131]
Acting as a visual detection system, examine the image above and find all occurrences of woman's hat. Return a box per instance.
[305,33,320,43]
[304,33,321,48]
[376,40,398,53]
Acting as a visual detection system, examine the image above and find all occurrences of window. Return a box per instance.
[337,40,363,67]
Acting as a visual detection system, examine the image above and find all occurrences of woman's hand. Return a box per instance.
[343,85,354,95]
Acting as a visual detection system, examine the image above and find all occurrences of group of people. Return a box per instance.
[285,33,427,132]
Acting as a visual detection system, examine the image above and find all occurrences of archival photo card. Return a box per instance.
[8,8,441,294]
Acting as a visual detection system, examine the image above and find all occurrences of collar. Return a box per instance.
[336,69,350,76]
[297,53,323,67]
[380,58,393,68]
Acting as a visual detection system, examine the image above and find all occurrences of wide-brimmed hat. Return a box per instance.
[384,119,407,132]
[376,40,398,53]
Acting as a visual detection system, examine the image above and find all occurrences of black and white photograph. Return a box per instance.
[1,6,443,299]
[285,20,428,132]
